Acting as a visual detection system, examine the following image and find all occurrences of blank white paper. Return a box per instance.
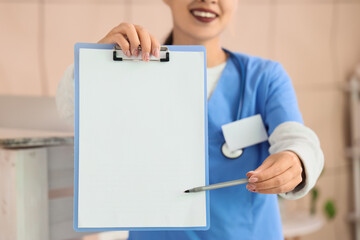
[77,48,207,228]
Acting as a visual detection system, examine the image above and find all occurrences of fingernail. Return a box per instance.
[132,48,138,56]
[246,171,254,178]
[246,184,256,191]
[154,48,160,58]
[143,52,150,61]
[125,50,131,57]
[249,177,258,183]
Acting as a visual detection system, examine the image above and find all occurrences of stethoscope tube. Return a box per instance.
[220,50,246,159]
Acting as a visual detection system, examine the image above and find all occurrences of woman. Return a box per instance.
[56,0,324,239]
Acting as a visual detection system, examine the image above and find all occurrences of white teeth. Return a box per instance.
[192,10,216,18]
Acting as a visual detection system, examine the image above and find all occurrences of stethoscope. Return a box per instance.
[220,50,246,159]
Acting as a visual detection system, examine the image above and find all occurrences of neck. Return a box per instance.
[172,28,227,68]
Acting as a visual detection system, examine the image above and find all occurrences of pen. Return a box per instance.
[184,178,249,193]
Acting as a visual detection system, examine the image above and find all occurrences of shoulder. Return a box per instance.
[229,51,285,77]
[227,51,290,91]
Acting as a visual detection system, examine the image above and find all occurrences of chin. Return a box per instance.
[181,24,219,39]
[189,30,221,42]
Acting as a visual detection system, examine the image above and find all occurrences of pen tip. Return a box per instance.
[184,190,190,193]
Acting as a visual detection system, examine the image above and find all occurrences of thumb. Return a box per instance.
[246,156,274,177]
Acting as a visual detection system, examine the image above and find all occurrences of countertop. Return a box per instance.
[0,128,74,149]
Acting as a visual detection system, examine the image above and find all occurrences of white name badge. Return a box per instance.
[221,114,268,152]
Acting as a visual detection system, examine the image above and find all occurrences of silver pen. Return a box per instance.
[184,178,249,193]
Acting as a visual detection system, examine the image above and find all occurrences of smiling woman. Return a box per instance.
[56,0,324,239]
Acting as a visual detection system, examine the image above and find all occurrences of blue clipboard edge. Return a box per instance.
[73,43,210,232]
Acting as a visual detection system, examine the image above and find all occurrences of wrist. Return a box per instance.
[283,150,302,166]
[283,150,306,192]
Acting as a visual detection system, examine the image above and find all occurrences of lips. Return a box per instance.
[190,8,219,23]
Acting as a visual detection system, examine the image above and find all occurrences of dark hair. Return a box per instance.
[163,31,173,45]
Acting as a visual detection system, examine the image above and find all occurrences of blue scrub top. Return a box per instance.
[129,50,303,240]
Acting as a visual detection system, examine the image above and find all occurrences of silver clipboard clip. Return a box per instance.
[113,45,170,62]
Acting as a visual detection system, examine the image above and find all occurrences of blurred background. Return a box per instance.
[0,0,360,239]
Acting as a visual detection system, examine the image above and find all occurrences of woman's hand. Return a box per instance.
[246,151,304,194]
[98,22,160,61]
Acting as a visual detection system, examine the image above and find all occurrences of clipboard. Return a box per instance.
[73,43,209,231]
